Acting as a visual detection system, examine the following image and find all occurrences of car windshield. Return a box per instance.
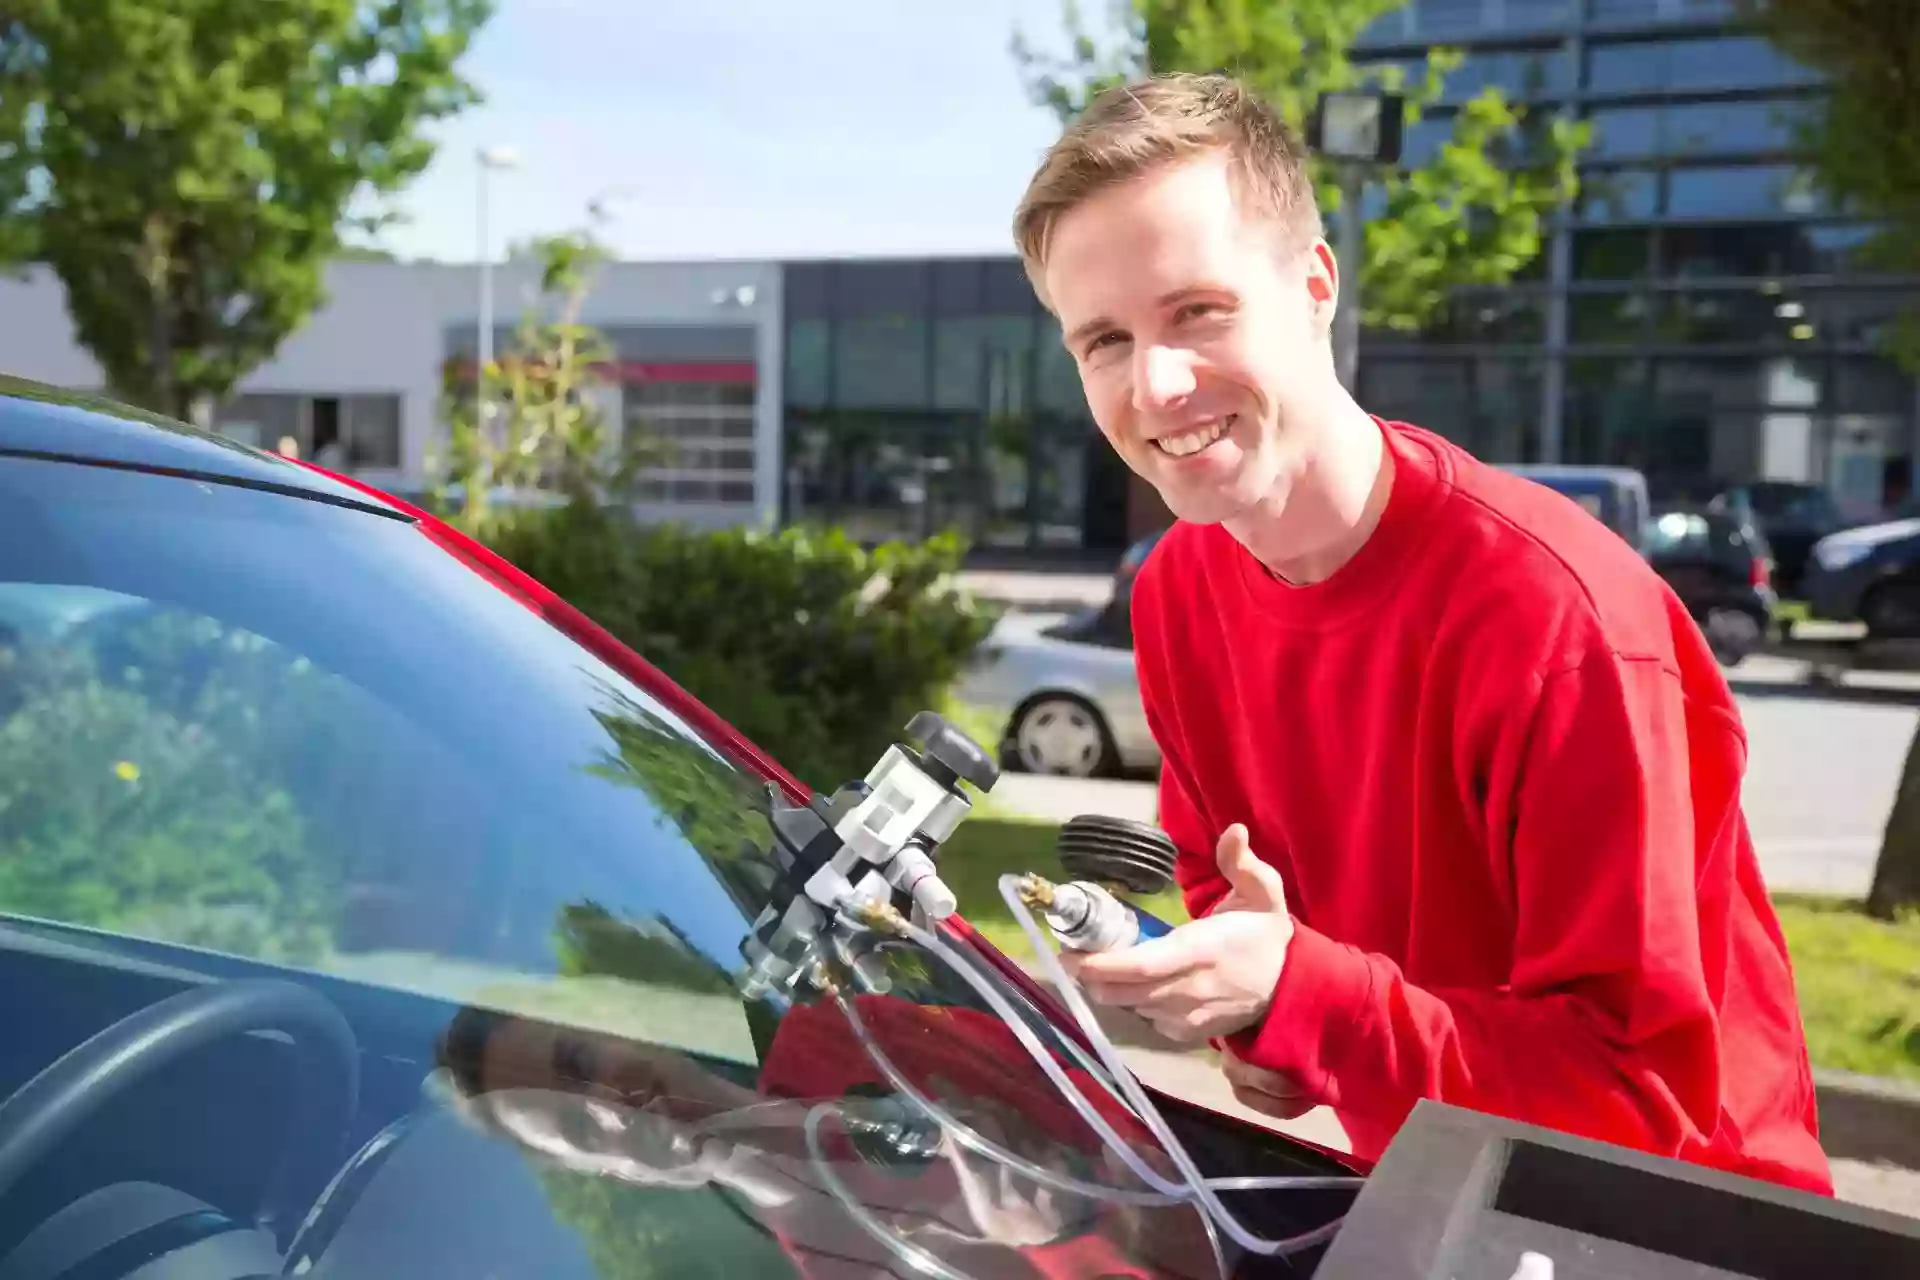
[1742,482,1839,528]
[0,442,1345,1277]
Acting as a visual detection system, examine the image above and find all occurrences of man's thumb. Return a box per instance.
[1217,823,1287,912]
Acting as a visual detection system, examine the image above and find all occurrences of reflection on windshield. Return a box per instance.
[0,454,1314,1278]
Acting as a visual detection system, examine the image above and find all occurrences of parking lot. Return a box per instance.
[962,574,1920,899]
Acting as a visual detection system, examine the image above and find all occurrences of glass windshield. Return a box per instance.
[0,445,1347,1277]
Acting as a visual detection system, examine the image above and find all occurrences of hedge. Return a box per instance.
[477,503,998,792]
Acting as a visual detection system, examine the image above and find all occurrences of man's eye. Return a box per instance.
[1176,302,1223,323]
[1086,332,1124,353]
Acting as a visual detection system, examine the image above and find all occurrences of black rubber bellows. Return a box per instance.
[1054,815,1179,895]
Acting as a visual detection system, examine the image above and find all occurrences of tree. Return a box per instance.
[1745,1,1920,918]
[1745,0,1920,375]
[430,229,655,530]
[0,0,491,425]
[1010,0,1591,336]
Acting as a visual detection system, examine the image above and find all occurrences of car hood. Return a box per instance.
[1814,517,1920,559]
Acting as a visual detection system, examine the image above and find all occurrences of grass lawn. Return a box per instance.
[1774,895,1920,1084]
[940,808,1193,960]
[941,812,1920,1085]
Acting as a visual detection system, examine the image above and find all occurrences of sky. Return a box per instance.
[370,0,1090,264]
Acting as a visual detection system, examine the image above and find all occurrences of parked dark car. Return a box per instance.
[1643,507,1778,666]
[1709,481,1847,600]
[1801,513,1920,638]
[0,377,1374,1279]
[1504,464,1653,554]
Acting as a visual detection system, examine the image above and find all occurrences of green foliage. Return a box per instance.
[430,230,655,530]
[554,902,737,997]
[536,1171,799,1280]
[0,0,491,421]
[479,506,996,793]
[1745,0,1920,372]
[0,625,337,963]
[1010,0,1589,332]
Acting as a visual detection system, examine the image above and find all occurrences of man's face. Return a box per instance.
[1041,151,1338,526]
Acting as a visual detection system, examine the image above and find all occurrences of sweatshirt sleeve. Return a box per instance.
[1225,651,1735,1157]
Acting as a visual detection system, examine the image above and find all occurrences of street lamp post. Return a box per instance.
[476,145,520,422]
[1307,90,1404,392]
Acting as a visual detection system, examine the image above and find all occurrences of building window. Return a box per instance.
[1812,291,1917,350]
[1661,224,1848,281]
[932,316,1033,413]
[1411,0,1489,38]
[1667,165,1821,220]
[1439,45,1571,102]
[1585,36,1819,96]
[1662,98,1812,160]
[1034,317,1091,418]
[1574,229,1654,280]
[214,393,400,471]
[1652,289,1808,346]
[1578,170,1658,222]
[1585,107,1661,161]
[344,395,403,469]
[786,319,830,410]
[625,375,759,505]
[1830,356,1915,415]
[833,315,930,409]
[1569,289,1653,344]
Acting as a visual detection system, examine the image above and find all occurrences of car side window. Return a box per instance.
[1091,598,1135,650]
[1648,512,1711,556]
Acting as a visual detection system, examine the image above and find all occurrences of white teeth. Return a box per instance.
[1155,417,1230,458]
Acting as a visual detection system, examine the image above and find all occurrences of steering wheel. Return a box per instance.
[0,978,360,1238]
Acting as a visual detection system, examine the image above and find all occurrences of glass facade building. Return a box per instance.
[779,257,1134,553]
[1352,0,1920,521]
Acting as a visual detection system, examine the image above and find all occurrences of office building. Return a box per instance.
[1351,0,1919,520]
[0,257,786,532]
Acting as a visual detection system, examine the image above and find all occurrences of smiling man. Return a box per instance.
[1012,73,1833,1196]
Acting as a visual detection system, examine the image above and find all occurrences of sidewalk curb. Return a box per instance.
[1816,1070,1920,1169]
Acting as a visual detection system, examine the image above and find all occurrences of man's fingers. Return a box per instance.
[1072,932,1203,987]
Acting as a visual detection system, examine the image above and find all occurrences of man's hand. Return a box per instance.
[1220,1047,1314,1120]
[1060,824,1294,1045]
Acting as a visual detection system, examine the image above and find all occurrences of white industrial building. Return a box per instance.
[0,256,786,531]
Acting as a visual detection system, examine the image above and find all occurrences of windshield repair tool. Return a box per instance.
[1019,815,1180,953]
[737,711,999,1004]
[744,714,1359,1279]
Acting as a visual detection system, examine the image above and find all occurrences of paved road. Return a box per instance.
[987,654,1920,899]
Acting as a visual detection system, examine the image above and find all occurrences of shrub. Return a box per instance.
[478,504,996,792]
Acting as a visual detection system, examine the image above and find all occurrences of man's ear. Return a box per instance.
[1304,239,1339,332]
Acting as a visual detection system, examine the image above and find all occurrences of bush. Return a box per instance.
[479,504,997,792]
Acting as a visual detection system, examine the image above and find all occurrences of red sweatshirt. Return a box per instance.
[1130,418,1833,1197]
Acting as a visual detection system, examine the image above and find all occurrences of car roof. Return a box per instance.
[1504,464,1648,485]
[0,374,410,517]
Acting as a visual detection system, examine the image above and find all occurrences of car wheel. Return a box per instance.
[1702,606,1764,667]
[1861,581,1920,640]
[1010,695,1118,778]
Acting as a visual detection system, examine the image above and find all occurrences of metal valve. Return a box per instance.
[738,711,997,1003]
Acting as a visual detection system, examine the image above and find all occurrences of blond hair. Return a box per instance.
[1012,73,1324,301]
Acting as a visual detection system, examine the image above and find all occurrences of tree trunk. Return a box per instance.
[1867,719,1920,919]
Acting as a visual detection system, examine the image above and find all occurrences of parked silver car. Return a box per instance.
[955,600,1160,778]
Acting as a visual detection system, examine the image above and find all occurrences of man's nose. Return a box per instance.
[1132,345,1196,412]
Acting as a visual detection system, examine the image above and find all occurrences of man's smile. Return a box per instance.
[1153,414,1237,458]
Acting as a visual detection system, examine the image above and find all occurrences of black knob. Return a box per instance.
[905,710,1000,794]
[1055,815,1178,895]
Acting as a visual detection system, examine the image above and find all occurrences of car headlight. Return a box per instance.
[1813,538,1873,573]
